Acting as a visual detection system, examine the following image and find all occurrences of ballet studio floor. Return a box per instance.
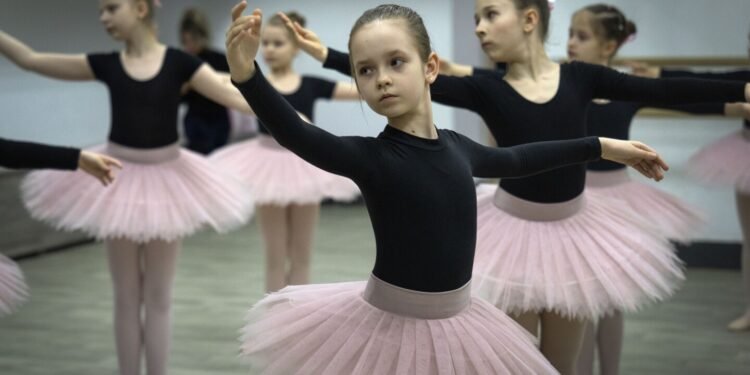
[0,203,748,374]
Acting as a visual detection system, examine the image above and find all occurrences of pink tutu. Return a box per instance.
[0,254,27,317]
[472,185,685,320]
[688,129,750,193]
[586,169,705,242]
[241,274,557,374]
[21,142,254,243]
[209,135,359,205]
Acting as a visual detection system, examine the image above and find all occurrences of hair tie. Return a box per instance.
[626,33,637,43]
[153,0,162,8]
[548,0,555,11]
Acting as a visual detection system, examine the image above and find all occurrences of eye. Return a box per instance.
[274,41,283,48]
[358,66,373,76]
[487,10,498,20]
[390,58,404,68]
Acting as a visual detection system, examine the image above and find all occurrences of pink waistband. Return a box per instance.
[585,169,631,188]
[363,274,471,319]
[492,187,585,221]
[106,142,180,164]
[257,134,285,149]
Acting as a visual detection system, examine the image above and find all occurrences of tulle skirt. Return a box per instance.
[0,254,27,317]
[688,129,750,193]
[586,169,704,242]
[21,142,254,243]
[209,135,359,205]
[240,274,557,374]
[472,185,685,320]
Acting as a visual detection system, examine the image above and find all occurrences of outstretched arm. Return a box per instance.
[590,63,749,104]
[189,63,255,114]
[461,134,667,181]
[226,2,365,178]
[0,30,94,81]
[0,138,121,186]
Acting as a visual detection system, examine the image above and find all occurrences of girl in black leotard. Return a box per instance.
[227,2,668,373]
[286,0,750,372]
[0,0,256,372]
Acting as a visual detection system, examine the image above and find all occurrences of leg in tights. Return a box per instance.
[540,311,586,375]
[597,311,624,375]
[141,240,181,375]
[577,321,596,375]
[287,203,320,286]
[729,189,750,331]
[107,239,143,375]
[258,204,290,293]
[510,311,540,338]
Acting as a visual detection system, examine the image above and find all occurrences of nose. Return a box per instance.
[475,20,486,39]
[376,71,392,90]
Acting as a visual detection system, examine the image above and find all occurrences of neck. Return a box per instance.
[270,64,294,76]
[124,27,160,56]
[387,90,436,139]
[505,39,554,80]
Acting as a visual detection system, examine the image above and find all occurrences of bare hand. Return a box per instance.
[599,138,669,181]
[78,151,122,186]
[225,1,262,83]
[624,61,661,78]
[278,12,328,62]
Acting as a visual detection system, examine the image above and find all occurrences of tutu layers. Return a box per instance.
[209,135,359,205]
[241,274,557,374]
[472,185,685,320]
[586,169,704,242]
[0,254,27,317]
[687,129,750,193]
[21,142,253,243]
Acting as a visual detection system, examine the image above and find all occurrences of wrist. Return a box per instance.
[316,46,329,63]
[231,64,256,84]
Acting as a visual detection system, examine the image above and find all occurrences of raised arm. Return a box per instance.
[588,62,749,104]
[189,64,255,114]
[226,3,365,178]
[0,31,94,81]
[459,133,667,181]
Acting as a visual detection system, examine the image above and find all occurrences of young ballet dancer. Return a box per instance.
[631,27,750,333]
[287,0,750,372]
[210,10,360,293]
[0,0,257,373]
[0,138,121,317]
[227,2,669,373]
[564,5,750,374]
[179,7,232,154]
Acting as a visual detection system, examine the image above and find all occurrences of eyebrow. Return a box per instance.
[474,5,497,19]
[353,49,409,68]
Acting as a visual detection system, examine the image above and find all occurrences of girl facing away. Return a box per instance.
[0,0,256,373]
[226,2,668,374]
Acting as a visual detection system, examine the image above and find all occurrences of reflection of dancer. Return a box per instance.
[0,1,254,373]
[566,5,750,374]
[179,8,232,154]
[632,30,750,333]
[0,138,121,317]
[211,11,359,293]
[227,3,668,373]
[296,0,750,372]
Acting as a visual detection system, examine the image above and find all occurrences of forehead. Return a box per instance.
[350,20,418,62]
[570,11,593,29]
[475,0,513,13]
[261,24,291,39]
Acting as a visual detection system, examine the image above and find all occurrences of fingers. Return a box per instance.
[231,1,247,22]
[103,155,123,169]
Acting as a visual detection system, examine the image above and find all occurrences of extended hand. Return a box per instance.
[278,12,328,62]
[78,151,122,186]
[225,1,263,83]
[599,138,669,181]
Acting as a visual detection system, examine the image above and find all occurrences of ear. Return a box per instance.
[522,8,539,34]
[425,52,439,84]
[134,0,150,20]
[601,40,618,60]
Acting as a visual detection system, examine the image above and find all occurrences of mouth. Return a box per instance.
[567,51,576,58]
[379,93,397,102]
[481,41,493,49]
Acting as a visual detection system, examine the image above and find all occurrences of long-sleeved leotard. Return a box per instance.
[0,138,79,170]
[324,48,746,202]
[234,62,602,292]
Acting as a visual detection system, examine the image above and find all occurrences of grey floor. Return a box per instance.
[0,204,749,374]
